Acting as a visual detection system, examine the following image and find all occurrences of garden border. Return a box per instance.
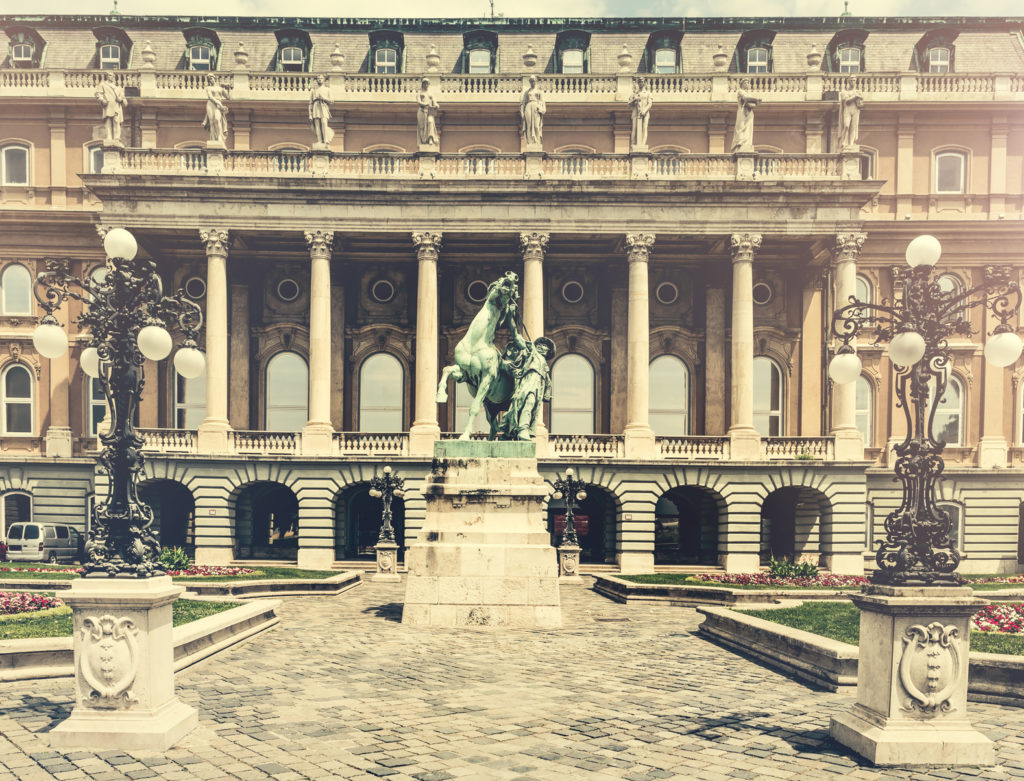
[593,574,859,606]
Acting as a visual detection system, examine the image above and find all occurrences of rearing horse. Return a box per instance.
[436,272,519,440]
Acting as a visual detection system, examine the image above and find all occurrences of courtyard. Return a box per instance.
[1,581,1022,781]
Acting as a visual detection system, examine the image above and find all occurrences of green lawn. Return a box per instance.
[739,601,1024,656]
[0,598,237,640]
[0,564,336,582]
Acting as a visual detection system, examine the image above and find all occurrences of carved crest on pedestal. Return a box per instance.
[79,614,140,710]
[899,621,961,716]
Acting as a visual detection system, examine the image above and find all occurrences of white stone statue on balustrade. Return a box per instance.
[629,76,652,149]
[731,78,759,153]
[202,75,231,146]
[308,75,334,147]
[519,75,545,148]
[96,72,126,145]
[839,78,863,152]
[416,78,439,149]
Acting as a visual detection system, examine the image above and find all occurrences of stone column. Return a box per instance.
[799,273,824,436]
[832,233,867,460]
[624,233,656,458]
[45,258,72,457]
[520,231,550,453]
[197,229,231,453]
[978,301,1009,468]
[704,285,726,435]
[409,231,443,456]
[302,229,335,455]
[728,233,764,460]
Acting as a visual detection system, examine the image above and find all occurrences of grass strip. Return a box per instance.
[0,564,337,582]
[618,574,859,590]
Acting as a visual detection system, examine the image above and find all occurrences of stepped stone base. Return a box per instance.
[402,441,561,628]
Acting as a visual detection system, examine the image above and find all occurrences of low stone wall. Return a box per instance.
[593,574,856,606]
[0,599,280,682]
[697,605,1024,706]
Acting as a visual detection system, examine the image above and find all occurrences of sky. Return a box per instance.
[5,0,1024,19]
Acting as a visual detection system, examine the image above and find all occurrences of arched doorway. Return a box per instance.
[139,480,195,551]
[334,483,405,560]
[654,486,722,565]
[235,482,299,560]
[761,486,831,565]
[546,484,615,564]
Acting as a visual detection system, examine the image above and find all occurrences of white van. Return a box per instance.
[5,523,82,564]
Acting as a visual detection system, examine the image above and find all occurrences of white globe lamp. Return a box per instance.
[172,346,205,379]
[32,322,69,359]
[137,325,172,361]
[905,234,941,268]
[984,331,1024,368]
[828,352,863,385]
[80,347,100,378]
[888,331,927,367]
[103,228,138,261]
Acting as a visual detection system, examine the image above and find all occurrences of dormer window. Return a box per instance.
[369,30,404,75]
[562,49,584,74]
[280,46,304,71]
[11,42,32,67]
[914,29,958,74]
[189,45,212,70]
[825,29,867,74]
[733,29,775,74]
[99,43,120,69]
[275,29,311,73]
[746,47,769,73]
[928,46,950,73]
[462,30,498,75]
[645,31,682,74]
[555,30,590,75]
[468,49,490,74]
[93,27,132,71]
[654,48,676,73]
[375,47,397,73]
[183,28,220,72]
[838,46,861,73]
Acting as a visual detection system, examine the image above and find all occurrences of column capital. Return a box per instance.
[304,229,334,259]
[412,231,443,261]
[834,232,867,264]
[625,232,655,262]
[199,228,230,257]
[729,233,762,264]
[95,224,112,241]
[519,231,549,259]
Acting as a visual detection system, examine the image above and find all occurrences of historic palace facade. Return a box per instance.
[1,14,1023,574]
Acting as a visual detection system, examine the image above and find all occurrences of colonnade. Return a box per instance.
[191,227,865,458]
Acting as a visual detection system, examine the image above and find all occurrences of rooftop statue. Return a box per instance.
[203,75,231,145]
[308,75,334,146]
[629,76,652,149]
[417,78,439,147]
[95,72,126,144]
[839,77,863,151]
[436,272,555,441]
[731,78,759,153]
[520,75,545,147]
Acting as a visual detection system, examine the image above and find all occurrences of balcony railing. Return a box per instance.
[763,437,835,460]
[658,436,730,459]
[228,430,299,455]
[334,432,410,456]
[550,434,625,458]
[138,428,196,453]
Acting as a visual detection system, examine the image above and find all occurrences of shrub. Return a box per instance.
[158,546,192,570]
[768,556,818,579]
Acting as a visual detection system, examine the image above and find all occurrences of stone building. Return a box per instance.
[1,14,1023,575]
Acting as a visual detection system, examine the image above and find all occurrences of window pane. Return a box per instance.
[856,375,872,446]
[654,48,676,73]
[359,353,403,432]
[753,357,782,437]
[90,145,104,174]
[928,376,963,445]
[839,47,861,73]
[6,402,31,433]
[282,47,303,62]
[2,264,31,314]
[936,153,964,193]
[3,147,28,185]
[266,352,308,432]
[855,275,871,305]
[562,49,584,74]
[649,356,688,436]
[175,371,206,429]
[190,45,211,70]
[939,504,962,547]
[5,365,30,398]
[747,47,768,73]
[376,48,397,74]
[468,49,490,74]
[929,48,949,73]
[551,354,594,434]
[100,44,120,68]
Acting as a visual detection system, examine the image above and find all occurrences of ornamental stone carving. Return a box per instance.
[304,229,334,259]
[199,228,230,257]
[729,233,762,263]
[519,231,549,260]
[625,233,655,262]
[412,231,443,260]
[899,622,961,715]
[834,232,867,263]
[78,614,140,709]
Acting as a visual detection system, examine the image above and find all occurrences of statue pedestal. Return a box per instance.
[49,577,198,751]
[557,543,583,583]
[829,585,994,766]
[403,441,561,628]
[373,541,402,583]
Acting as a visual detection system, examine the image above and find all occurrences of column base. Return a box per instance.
[408,422,441,456]
[616,551,654,574]
[820,552,865,576]
[832,428,865,461]
[44,426,73,458]
[49,698,198,753]
[728,427,764,460]
[718,552,760,573]
[623,425,656,459]
[196,420,230,453]
[297,548,334,571]
[373,541,402,582]
[300,422,334,455]
[194,546,234,566]
[977,435,1008,469]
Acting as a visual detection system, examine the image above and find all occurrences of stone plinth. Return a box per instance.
[557,544,583,583]
[402,440,561,628]
[373,540,402,582]
[829,585,995,766]
[48,576,198,751]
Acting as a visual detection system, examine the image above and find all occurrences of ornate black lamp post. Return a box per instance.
[551,467,587,547]
[829,235,1021,585]
[33,228,204,577]
[369,465,405,544]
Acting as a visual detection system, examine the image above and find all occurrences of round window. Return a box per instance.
[752,282,774,305]
[184,276,206,300]
[276,278,300,303]
[655,281,678,306]
[371,279,395,304]
[561,280,584,304]
[466,279,489,304]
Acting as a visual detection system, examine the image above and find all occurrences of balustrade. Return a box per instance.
[762,436,835,460]
[63,70,139,90]
[657,436,729,459]
[645,74,713,96]
[440,75,521,95]
[549,434,624,458]
[917,73,994,95]
[137,428,196,453]
[0,70,48,88]
[539,74,617,95]
[334,432,410,455]
[650,154,735,179]
[249,73,315,92]
[229,430,299,454]
[343,74,421,94]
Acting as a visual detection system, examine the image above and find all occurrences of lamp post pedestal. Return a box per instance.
[556,543,583,583]
[48,576,198,751]
[829,585,994,766]
[373,540,402,583]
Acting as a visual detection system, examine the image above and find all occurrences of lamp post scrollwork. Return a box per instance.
[369,465,405,544]
[551,467,587,548]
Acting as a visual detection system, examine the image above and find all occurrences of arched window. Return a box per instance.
[183,27,219,71]
[358,353,403,432]
[2,364,33,435]
[454,381,488,435]
[855,273,872,306]
[369,30,404,74]
[934,150,966,194]
[937,501,964,550]
[937,272,964,298]
[88,377,107,437]
[734,30,775,74]
[825,29,868,73]
[550,354,594,434]
[1,264,32,315]
[1,144,29,185]
[275,29,311,72]
[649,356,689,436]
[175,370,206,429]
[856,375,873,447]
[462,30,498,74]
[914,29,958,73]
[929,375,964,446]
[265,351,308,432]
[753,356,783,436]
[555,30,590,74]
[2,491,32,540]
[645,31,682,74]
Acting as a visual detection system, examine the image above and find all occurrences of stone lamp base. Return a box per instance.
[48,576,198,751]
[829,585,994,766]
[557,544,584,583]
[373,540,402,582]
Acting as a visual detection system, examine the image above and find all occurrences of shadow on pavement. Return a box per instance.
[362,602,403,622]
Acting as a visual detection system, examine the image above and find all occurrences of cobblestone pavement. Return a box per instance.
[2,580,1023,781]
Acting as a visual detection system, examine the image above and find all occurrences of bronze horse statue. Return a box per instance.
[436,272,519,439]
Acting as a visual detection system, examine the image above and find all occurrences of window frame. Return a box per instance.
[855,374,873,447]
[11,42,33,67]
[746,46,769,73]
[550,353,596,435]
[649,355,690,436]
[561,48,585,74]
[837,46,861,73]
[279,45,305,72]
[467,48,492,74]
[98,43,121,70]
[357,352,405,433]
[654,48,677,74]
[265,351,309,433]
[174,370,206,429]
[933,149,967,195]
[1,363,34,436]
[1,143,30,186]
[85,142,104,175]
[928,47,951,73]
[375,46,398,74]
[930,374,965,446]
[753,356,784,437]
[1,263,33,315]
[188,44,212,71]
[88,376,107,438]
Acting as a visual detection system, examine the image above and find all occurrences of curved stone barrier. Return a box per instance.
[0,599,279,682]
[697,605,1024,706]
[593,574,858,606]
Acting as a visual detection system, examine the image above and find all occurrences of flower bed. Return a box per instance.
[1,591,64,615]
[972,602,1024,634]
[691,572,871,589]
[969,575,1024,586]
[165,565,257,577]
